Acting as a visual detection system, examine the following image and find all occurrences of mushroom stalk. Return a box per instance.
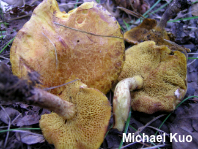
[30,88,75,119]
[0,63,75,119]
[113,76,143,131]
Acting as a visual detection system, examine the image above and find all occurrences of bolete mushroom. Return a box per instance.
[10,0,125,95]
[39,79,111,149]
[124,18,168,45]
[113,41,187,131]
[0,64,111,149]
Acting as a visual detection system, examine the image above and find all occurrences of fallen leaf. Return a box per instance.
[168,103,198,149]
[0,107,21,125]
[114,0,150,14]
[191,0,198,16]
[14,114,40,127]
[16,131,45,145]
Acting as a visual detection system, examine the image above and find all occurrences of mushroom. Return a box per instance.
[113,41,187,131]
[10,0,125,95]
[113,76,143,131]
[39,79,111,149]
[0,64,111,149]
[124,18,166,45]
[124,0,190,54]
[123,18,189,54]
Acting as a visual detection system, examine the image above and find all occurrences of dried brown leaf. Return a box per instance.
[169,103,198,149]
[114,0,150,14]
[16,131,45,145]
[0,107,21,125]
[191,0,198,16]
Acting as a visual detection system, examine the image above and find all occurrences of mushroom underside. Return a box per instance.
[39,80,111,149]
[119,41,187,113]
[113,41,187,131]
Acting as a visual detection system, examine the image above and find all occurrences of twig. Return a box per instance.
[0,106,11,148]
[54,22,124,39]
[187,58,197,66]
[121,142,138,149]
[7,14,32,22]
[41,32,58,71]
[11,113,22,125]
[59,2,82,7]
[135,114,166,136]
[30,0,39,5]
[117,6,145,19]
[44,79,81,91]
[188,53,198,54]
[141,144,168,149]
[157,0,190,30]
[121,138,152,149]
[147,126,169,136]
[0,55,10,60]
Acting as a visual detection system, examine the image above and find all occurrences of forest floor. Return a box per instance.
[0,0,198,149]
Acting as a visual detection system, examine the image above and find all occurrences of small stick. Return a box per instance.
[157,0,190,30]
[0,106,11,148]
[54,22,124,39]
[59,2,82,7]
[117,6,145,19]
[42,32,58,71]
[0,63,77,119]
[44,79,80,91]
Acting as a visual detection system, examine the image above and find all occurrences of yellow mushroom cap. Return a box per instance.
[118,41,187,114]
[10,0,125,94]
[39,80,111,149]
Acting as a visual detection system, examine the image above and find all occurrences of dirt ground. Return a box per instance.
[0,0,198,148]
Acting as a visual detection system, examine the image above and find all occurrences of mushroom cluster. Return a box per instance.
[112,0,189,131]
[9,0,189,146]
[10,0,124,148]
[10,0,125,95]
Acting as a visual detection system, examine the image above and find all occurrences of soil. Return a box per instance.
[0,0,198,149]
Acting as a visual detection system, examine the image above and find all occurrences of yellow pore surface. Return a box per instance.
[118,41,187,114]
[10,0,125,94]
[39,80,111,149]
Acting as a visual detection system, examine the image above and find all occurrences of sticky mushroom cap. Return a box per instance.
[39,80,111,149]
[10,0,125,94]
[118,41,187,114]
